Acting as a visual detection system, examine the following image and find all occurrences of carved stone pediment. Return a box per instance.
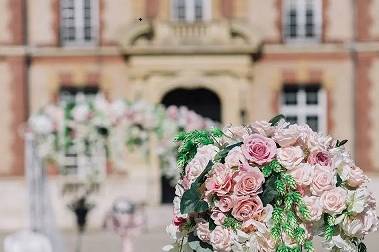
[119,20,263,55]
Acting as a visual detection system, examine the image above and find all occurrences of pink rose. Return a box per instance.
[233,168,265,196]
[224,147,248,168]
[302,196,323,221]
[273,124,300,147]
[308,149,332,167]
[277,146,304,170]
[211,208,226,225]
[216,196,235,212]
[310,165,336,196]
[346,166,368,188]
[166,105,178,120]
[196,221,211,242]
[251,121,275,137]
[210,226,232,252]
[242,134,277,165]
[205,164,233,196]
[320,187,347,214]
[232,196,263,222]
[289,163,314,186]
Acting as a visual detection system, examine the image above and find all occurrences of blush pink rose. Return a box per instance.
[224,147,248,168]
[211,208,226,225]
[251,121,275,137]
[320,187,348,214]
[289,163,314,186]
[308,149,332,167]
[216,196,235,212]
[233,168,265,196]
[346,166,368,188]
[273,124,300,147]
[232,196,263,222]
[205,164,233,196]
[223,125,249,141]
[242,134,277,165]
[310,165,336,196]
[210,226,232,252]
[302,196,323,221]
[196,221,211,242]
[277,146,304,170]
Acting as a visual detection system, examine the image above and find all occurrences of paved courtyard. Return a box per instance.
[1,204,379,251]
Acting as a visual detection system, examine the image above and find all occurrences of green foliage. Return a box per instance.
[223,216,242,230]
[175,129,221,169]
[358,242,367,252]
[336,139,348,147]
[269,114,286,126]
[323,214,335,241]
[213,142,243,163]
[188,232,213,252]
[303,240,314,252]
[260,161,313,252]
[180,161,213,214]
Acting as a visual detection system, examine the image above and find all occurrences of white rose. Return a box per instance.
[347,187,370,214]
[223,125,249,141]
[273,124,300,147]
[183,145,218,188]
[210,226,232,252]
[250,121,275,137]
[224,147,248,168]
[342,208,378,238]
[277,146,304,170]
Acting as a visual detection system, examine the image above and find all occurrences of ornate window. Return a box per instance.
[172,0,211,22]
[280,84,326,132]
[60,0,99,46]
[283,0,322,42]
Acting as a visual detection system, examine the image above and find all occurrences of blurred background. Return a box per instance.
[1,0,379,251]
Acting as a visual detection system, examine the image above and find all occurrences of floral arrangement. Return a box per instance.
[27,95,215,184]
[165,115,378,252]
[157,106,216,183]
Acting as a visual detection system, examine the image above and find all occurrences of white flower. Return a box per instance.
[224,146,248,168]
[72,104,90,122]
[250,121,275,137]
[30,114,55,135]
[322,235,356,252]
[277,146,304,170]
[347,187,370,214]
[273,124,300,147]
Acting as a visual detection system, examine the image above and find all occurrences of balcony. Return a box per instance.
[120,20,262,55]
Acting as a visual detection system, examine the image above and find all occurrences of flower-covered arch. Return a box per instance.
[27,94,217,186]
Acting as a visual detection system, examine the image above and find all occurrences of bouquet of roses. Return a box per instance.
[165,115,378,252]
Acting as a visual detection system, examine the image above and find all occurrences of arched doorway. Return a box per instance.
[160,88,222,203]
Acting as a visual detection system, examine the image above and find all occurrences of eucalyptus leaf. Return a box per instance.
[269,114,286,126]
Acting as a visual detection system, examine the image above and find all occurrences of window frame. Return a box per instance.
[283,0,322,43]
[280,84,327,133]
[60,0,99,47]
[171,0,211,22]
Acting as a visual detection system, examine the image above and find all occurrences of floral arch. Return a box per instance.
[27,94,217,188]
